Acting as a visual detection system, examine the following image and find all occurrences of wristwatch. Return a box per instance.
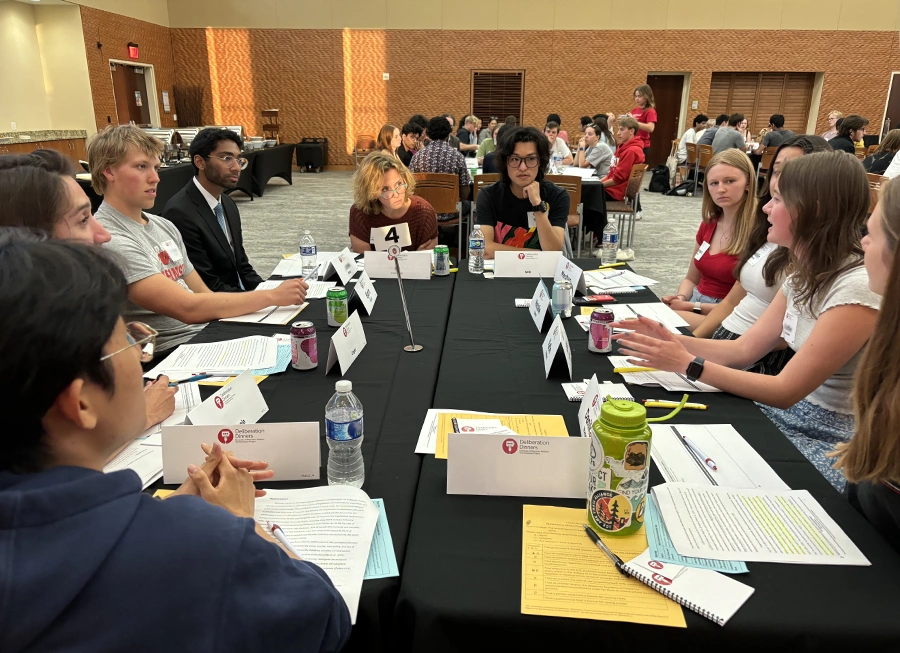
[692,302,702,314]
[531,200,549,214]
[686,357,705,382]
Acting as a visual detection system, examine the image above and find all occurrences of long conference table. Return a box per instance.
[153,259,900,652]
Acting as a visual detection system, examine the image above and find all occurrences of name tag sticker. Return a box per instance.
[527,212,537,229]
[781,310,799,346]
[694,241,710,261]
[748,243,776,266]
[160,239,183,262]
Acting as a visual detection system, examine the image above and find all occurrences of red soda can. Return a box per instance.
[290,321,317,370]
[588,308,614,353]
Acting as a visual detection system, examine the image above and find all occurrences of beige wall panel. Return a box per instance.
[553,0,609,30]
[723,0,784,29]
[609,0,669,29]
[443,0,498,29]
[332,0,388,29]
[780,0,841,29]
[838,0,899,30]
[666,0,724,29]
[274,0,332,28]
[0,3,52,131]
[73,0,169,27]
[385,0,443,29]
[497,0,548,30]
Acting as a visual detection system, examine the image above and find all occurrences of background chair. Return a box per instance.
[413,173,463,257]
[694,144,714,194]
[867,173,887,214]
[607,164,648,251]
[681,142,698,188]
[758,147,776,180]
[470,173,500,259]
[866,144,879,156]
[353,134,376,167]
[545,174,584,257]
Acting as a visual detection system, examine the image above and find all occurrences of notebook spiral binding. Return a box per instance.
[625,568,723,626]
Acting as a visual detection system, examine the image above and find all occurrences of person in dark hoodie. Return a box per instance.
[0,230,351,653]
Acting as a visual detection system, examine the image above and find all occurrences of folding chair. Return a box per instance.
[413,173,463,257]
[695,144,714,194]
[607,164,648,250]
[681,142,698,190]
[758,147,776,180]
[545,174,584,257]
[353,134,376,167]
[867,173,887,214]
[866,144,879,156]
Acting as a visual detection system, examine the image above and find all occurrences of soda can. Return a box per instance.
[551,279,573,319]
[434,245,450,276]
[588,307,614,353]
[290,321,317,370]
[326,287,349,327]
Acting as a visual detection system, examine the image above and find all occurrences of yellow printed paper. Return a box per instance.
[521,505,686,627]
[581,306,594,316]
[199,375,268,387]
[153,489,175,499]
[435,413,568,460]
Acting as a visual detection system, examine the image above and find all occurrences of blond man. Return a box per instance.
[91,125,307,353]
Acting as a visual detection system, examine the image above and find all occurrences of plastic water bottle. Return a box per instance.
[469,224,485,274]
[325,380,364,488]
[601,218,618,265]
[300,230,317,275]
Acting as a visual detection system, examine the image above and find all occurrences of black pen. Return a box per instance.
[582,524,628,576]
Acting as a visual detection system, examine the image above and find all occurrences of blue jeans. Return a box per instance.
[689,288,722,304]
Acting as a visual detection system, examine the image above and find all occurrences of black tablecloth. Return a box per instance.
[252,144,295,196]
[393,265,900,652]
[224,149,257,200]
[149,271,455,653]
[77,162,195,214]
[297,140,328,171]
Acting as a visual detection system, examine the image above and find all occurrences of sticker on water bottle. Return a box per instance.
[326,418,363,441]
[590,489,632,532]
[301,245,317,257]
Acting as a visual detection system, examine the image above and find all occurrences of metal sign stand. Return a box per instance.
[388,245,423,353]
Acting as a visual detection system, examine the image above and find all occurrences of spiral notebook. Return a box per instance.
[622,549,754,626]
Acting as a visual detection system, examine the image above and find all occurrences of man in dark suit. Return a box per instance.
[163,128,263,291]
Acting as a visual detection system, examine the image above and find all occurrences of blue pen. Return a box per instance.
[167,374,212,387]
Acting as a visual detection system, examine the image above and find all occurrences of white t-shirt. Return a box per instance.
[781,265,880,414]
[550,138,571,160]
[676,127,699,161]
[721,243,781,334]
[884,151,900,179]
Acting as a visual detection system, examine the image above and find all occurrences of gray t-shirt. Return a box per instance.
[712,127,745,154]
[782,265,880,414]
[762,129,795,148]
[585,142,613,178]
[696,126,718,146]
[96,202,206,353]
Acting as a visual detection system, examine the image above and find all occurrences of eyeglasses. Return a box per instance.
[100,322,158,363]
[204,154,249,170]
[379,181,408,200]
[507,155,540,169]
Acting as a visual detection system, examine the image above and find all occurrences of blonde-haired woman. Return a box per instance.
[821,110,842,140]
[834,178,900,548]
[376,124,401,157]
[348,151,438,253]
[661,149,757,329]
[629,84,657,160]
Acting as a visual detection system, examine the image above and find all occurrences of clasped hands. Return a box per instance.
[610,316,695,375]
[661,293,694,313]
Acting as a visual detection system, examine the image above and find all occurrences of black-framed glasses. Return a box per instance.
[379,182,408,200]
[204,154,249,170]
[100,322,157,363]
[507,155,540,169]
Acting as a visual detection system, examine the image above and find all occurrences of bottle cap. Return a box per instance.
[599,397,646,428]
[474,224,481,229]
[336,380,352,392]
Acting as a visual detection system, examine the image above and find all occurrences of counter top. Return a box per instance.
[0,129,88,144]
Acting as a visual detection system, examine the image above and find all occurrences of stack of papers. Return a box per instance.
[584,269,657,292]
[558,166,598,179]
[272,251,355,278]
[203,334,292,384]
[145,335,278,379]
[415,409,568,457]
[561,380,632,402]
[605,303,690,333]
[219,281,308,324]
[609,356,720,392]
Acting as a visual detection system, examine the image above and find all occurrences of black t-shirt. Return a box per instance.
[475,179,570,250]
[398,144,414,167]
[846,480,900,554]
[863,151,895,175]
[829,135,856,154]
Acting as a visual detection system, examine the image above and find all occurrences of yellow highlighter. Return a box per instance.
[613,366,658,373]
[643,399,708,410]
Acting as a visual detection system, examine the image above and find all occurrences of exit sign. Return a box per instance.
[127,42,139,59]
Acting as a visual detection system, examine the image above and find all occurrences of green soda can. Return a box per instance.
[587,398,652,536]
[326,287,348,327]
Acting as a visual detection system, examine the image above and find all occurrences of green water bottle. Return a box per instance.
[587,395,688,536]
[587,398,652,536]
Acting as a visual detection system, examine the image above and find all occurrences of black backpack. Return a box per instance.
[648,164,670,193]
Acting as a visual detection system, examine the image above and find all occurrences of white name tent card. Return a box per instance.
[369,222,412,250]
[162,422,320,484]
[554,257,588,295]
[326,310,367,374]
[577,374,603,438]
[541,314,573,379]
[529,280,551,332]
[185,370,268,426]
[353,271,378,315]
[322,248,358,285]
[493,251,561,278]
[363,250,432,280]
[447,433,589,498]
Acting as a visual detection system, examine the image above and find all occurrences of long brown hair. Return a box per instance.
[699,149,757,256]
[0,152,74,233]
[736,135,832,285]
[874,129,900,156]
[634,84,655,109]
[779,151,868,310]
[593,116,615,146]
[376,124,398,154]
[834,179,900,482]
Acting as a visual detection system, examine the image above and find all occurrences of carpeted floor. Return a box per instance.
[235,171,705,296]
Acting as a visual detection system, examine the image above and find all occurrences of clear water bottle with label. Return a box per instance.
[324,380,364,488]
[469,224,485,274]
[601,217,618,266]
[300,230,317,275]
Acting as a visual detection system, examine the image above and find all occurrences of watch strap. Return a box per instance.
[686,356,705,382]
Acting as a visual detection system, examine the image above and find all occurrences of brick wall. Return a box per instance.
[80,5,177,132]
[97,24,898,165]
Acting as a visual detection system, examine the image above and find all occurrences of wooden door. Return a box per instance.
[645,75,684,168]
[707,72,814,136]
[884,73,900,138]
[110,62,151,125]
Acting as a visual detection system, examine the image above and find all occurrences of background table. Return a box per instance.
[393,265,900,652]
[76,161,195,214]
[149,270,455,653]
[251,143,295,196]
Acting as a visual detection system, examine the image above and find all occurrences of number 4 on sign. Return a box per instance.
[370,223,412,251]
